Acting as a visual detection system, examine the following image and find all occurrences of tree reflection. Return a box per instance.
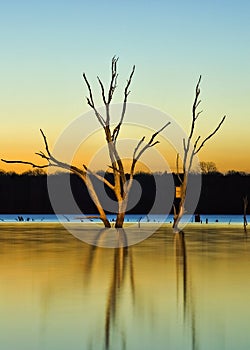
[37,228,199,349]
[174,231,198,350]
[83,228,134,350]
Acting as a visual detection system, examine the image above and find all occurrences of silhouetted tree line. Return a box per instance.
[0,171,249,214]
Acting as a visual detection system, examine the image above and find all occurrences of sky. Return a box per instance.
[0,0,250,173]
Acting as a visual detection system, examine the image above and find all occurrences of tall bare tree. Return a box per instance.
[173,76,226,232]
[82,57,170,227]
[2,57,170,228]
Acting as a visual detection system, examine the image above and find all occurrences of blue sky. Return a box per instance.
[0,0,250,172]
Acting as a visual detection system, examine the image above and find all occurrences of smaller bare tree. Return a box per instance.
[173,76,226,232]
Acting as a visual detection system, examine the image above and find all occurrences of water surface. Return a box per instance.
[0,224,249,349]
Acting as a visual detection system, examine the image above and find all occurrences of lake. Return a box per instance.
[0,213,249,224]
[0,224,249,349]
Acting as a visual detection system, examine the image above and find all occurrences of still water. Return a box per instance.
[0,224,249,350]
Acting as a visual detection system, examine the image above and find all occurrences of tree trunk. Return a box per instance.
[85,175,111,228]
[115,198,129,228]
[173,175,187,233]
[100,217,111,228]
[173,203,185,233]
[115,211,125,228]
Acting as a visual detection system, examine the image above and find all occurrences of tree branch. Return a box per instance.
[107,165,123,174]
[176,153,183,183]
[112,64,136,142]
[135,122,170,160]
[194,115,226,154]
[83,73,106,127]
[1,159,50,169]
[97,76,107,105]
[190,75,202,138]
[132,136,145,159]
[40,129,51,157]
[96,56,119,126]
[183,76,202,172]
[107,56,119,104]
[2,129,87,177]
[83,164,115,190]
[193,135,201,151]
[130,122,171,176]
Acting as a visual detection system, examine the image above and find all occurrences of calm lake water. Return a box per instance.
[1,214,249,224]
[0,224,249,350]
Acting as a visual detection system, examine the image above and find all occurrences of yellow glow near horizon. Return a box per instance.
[1,119,249,174]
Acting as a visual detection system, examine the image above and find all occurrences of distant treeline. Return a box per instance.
[0,171,249,214]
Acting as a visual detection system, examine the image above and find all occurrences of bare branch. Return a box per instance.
[183,138,187,153]
[130,122,170,176]
[133,136,145,159]
[107,164,123,174]
[147,122,171,146]
[95,57,119,127]
[83,73,106,127]
[83,73,95,106]
[196,99,202,110]
[176,153,183,183]
[97,76,107,105]
[107,56,119,103]
[1,159,50,169]
[183,76,202,172]
[35,151,50,160]
[193,135,201,151]
[190,75,202,137]
[40,129,51,157]
[196,110,203,119]
[112,64,136,142]
[173,204,177,218]
[150,141,160,147]
[194,115,226,154]
[85,215,101,220]
[83,164,115,190]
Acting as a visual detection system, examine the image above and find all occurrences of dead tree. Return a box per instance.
[82,57,170,227]
[2,57,170,228]
[173,76,226,232]
[243,195,248,232]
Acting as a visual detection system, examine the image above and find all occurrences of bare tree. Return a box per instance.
[173,76,226,232]
[82,57,170,227]
[2,57,170,228]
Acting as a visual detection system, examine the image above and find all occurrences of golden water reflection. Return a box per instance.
[0,224,250,350]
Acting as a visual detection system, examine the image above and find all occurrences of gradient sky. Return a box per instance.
[0,0,250,173]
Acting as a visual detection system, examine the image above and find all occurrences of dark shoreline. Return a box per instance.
[0,172,249,214]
